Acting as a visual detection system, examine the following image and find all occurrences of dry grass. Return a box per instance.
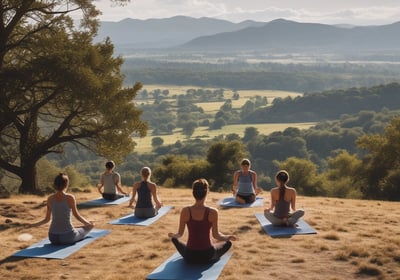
[1,189,400,280]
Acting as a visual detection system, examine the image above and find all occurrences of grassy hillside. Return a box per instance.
[1,188,399,279]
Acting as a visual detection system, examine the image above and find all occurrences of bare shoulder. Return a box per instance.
[208,207,219,219]
[181,206,190,214]
[287,186,297,193]
[65,193,75,200]
[270,187,279,194]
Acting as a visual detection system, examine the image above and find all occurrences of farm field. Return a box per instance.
[141,84,302,110]
[134,85,307,153]
[133,122,316,153]
[1,189,399,279]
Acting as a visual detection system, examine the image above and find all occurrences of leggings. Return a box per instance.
[49,227,92,245]
[171,238,232,264]
[264,209,305,226]
[135,207,158,218]
[102,193,124,201]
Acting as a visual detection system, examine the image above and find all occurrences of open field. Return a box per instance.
[133,85,307,153]
[133,122,316,153]
[141,84,302,111]
[1,188,400,280]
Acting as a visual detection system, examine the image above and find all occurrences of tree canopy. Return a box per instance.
[0,0,147,193]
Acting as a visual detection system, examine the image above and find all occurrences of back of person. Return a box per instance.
[273,190,291,218]
[187,207,212,250]
[49,195,73,234]
[136,181,153,208]
[103,172,117,194]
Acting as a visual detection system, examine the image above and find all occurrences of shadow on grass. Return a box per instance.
[257,229,292,239]
[0,255,31,266]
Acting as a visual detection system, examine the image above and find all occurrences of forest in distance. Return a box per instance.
[2,4,400,201]
[4,82,398,202]
[122,55,400,93]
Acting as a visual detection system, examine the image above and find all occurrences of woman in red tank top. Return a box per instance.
[168,178,236,264]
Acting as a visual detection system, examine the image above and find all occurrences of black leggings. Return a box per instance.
[102,193,124,201]
[171,238,232,264]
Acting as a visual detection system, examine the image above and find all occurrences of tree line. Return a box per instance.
[1,2,400,200]
[122,59,400,92]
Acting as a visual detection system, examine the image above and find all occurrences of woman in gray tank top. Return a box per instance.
[31,173,94,244]
[232,158,261,204]
[264,170,304,226]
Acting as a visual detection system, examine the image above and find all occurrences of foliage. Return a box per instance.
[322,150,363,198]
[122,59,400,92]
[0,0,146,193]
[244,83,400,123]
[206,140,247,190]
[356,117,400,200]
[275,157,327,196]
[153,155,209,188]
[152,137,164,148]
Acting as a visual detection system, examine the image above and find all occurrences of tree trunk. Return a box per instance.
[18,163,38,194]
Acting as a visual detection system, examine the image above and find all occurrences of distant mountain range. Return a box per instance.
[95,16,400,53]
[95,16,264,49]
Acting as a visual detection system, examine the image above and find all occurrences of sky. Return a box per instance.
[93,0,400,25]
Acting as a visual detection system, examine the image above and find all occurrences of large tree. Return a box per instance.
[206,140,247,190]
[356,117,400,200]
[0,1,148,193]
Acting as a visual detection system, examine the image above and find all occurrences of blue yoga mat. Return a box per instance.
[218,196,263,208]
[255,213,317,237]
[109,206,173,226]
[78,195,131,206]
[12,229,110,259]
[147,252,232,280]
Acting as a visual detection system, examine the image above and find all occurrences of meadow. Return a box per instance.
[1,188,399,280]
[134,122,315,153]
[135,85,309,153]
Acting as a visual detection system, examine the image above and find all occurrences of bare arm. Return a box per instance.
[251,170,259,193]
[210,208,236,242]
[265,189,277,212]
[290,188,297,211]
[232,171,239,195]
[129,183,139,207]
[97,175,104,194]
[168,207,188,239]
[115,174,128,195]
[30,197,52,227]
[67,194,92,226]
[149,183,162,209]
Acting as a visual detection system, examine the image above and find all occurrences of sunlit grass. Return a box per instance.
[1,190,400,279]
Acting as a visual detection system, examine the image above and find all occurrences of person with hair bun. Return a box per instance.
[168,178,236,264]
[129,166,162,218]
[30,173,94,244]
[264,170,304,227]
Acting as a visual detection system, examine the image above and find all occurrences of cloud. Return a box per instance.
[93,1,400,25]
[215,6,400,25]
